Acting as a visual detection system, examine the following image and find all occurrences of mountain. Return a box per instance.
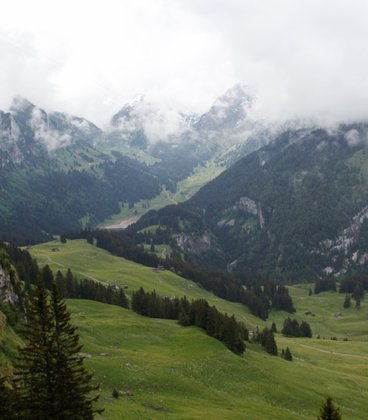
[0,98,163,244]
[106,85,275,181]
[0,87,310,245]
[131,123,368,281]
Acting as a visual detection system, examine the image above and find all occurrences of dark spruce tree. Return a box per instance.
[15,279,56,419]
[15,280,100,419]
[318,395,342,420]
[50,282,100,418]
[343,294,351,309]
[260,327,278,356]
[281,347,293,361]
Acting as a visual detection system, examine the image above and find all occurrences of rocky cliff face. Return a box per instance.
[0,265,20,306]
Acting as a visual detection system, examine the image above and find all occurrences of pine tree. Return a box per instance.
[15,279,56,419]
[300,321,312,338]
[284,347,292,361]
[15,280,100,419]
[261,327,278,356]
[50,282,100,418]
[318,395,342,420]
[42,265,54,290]
[271,322,277,333]
[178,310,191,326]
[343,294,351,309]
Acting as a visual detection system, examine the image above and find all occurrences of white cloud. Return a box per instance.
[1,0,368,126]
[30,108,71,151]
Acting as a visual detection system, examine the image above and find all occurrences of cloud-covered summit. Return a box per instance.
[2,1,368,127]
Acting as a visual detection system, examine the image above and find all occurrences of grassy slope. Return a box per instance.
[30,239,262,329]
[68,300,368,420]
[29,240,368,419]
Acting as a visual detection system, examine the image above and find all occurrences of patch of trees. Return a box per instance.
[339,273,368,307]
[281,317,312,338]
[55,269,129,308]
[252,327,278,355]
[0,242,128,310]
[70,229,296,320]
[131,287,247,354]
[314,277,337,294]
[280,347,293,361]
[0,280,101,418]
[271,285,295,312]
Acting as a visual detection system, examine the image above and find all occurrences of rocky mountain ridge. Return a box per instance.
[132,123,368,280]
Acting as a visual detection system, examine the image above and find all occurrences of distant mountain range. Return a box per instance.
[0,85,274,243]
[132,123,368,280]
[4,87,368,280]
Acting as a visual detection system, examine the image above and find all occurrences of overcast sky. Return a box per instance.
[1,0,368,126]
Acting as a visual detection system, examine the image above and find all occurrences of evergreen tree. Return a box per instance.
[50,283,100,418]
[318,395,342,420]
[300,321,312,338]
[178,310,191,326]
[15,280,100,419]
[15,280,56,419]
[271,322,277,333]
[343,294,351,309]
[42,265,54,290]
[261,327,278,356]
[284,347,292,361]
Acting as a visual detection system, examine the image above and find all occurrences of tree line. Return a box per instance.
[69,229,296,320]
[131,287,247,354]
[0,241,128,311]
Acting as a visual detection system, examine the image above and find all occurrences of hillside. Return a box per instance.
[0,86,275,244]
[131,124,368,281]
[24,239,368,418]
[62,298,368,420]
[6,292,367,419]
[0,98,165,244]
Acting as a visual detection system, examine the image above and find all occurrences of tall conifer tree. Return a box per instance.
[15,280,100,419]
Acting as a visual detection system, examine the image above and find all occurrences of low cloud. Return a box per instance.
[2,1,368,127]
[30,108,71,151]
[111,98,188,143]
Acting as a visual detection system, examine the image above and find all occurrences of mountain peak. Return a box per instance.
[214,83,252,108]
[10,96,35,114]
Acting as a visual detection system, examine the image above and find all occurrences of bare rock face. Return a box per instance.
[173,231,212,254]
[0,265,19,306]
[235,196,258,215]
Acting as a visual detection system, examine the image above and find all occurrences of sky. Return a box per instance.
[1,0,368,127]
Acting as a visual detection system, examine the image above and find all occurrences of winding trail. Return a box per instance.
[47,256,106,284]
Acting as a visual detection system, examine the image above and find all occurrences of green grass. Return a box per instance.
[27,239,368,418]
[29,239,263,329]
[67,300,368,420]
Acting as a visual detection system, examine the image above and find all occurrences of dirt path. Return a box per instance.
[101,216,141,230]
[47,256,106,284]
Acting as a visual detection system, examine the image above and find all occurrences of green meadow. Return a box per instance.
[23,239,368,418]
